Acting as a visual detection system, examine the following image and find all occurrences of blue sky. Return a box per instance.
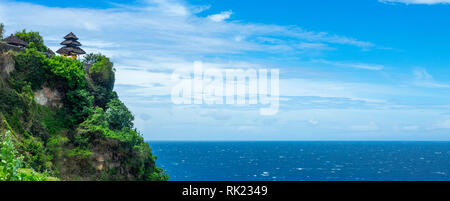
[1,0,450,140]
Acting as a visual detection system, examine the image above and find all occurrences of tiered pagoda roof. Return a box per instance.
[64,32,78,40]
[56,32,85,56]
[4,34,28,47]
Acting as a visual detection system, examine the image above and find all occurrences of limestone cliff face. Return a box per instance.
[0,52,63,109]
[33,87,63,108]
[58,132,139,180]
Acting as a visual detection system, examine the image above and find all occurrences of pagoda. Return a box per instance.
[4,34,28,47]
[56,32,86,59]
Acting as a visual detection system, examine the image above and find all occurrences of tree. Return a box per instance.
[0,23,4,40]
[89,55,115,91]
[105,99,134,130]
[65,89,94,124]
[83,53,104,65]
[13,48,48,90]
[84,53,116,108]
[44,56,86,90]
[15,29,48,52]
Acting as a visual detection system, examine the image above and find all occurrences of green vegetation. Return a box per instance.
[13,48,48,90]
[0,131,58,181]
[105,99,134,130]
[15,29,48,52]
[84,53,117,108]
[0,29,167,181]
[0,23,4,40]
[90,55,115,91]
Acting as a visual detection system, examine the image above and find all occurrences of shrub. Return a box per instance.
[13,48,48,90]
[65,89,94,124]
[105,99,134,131]
[19,135,52,172]
[44,56,93,124]
[44,56,86,90]
[0,131,57,181]
[87,80,117,109]
[89,55,115,91]
[67,147,92,159]
[0,131,22,180]
[83,53,104,65]
[46,135,69,160]
[15,29,48,52]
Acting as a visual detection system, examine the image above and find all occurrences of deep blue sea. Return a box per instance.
[148,141,450,181]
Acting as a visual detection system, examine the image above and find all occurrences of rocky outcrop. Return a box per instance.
[33,87,63,108]
[0,53,14,79]
[58,132,137,181]
[0,51,62,108]
[89,136,135,180]
[0,42,25,53]
[43,48,55,58]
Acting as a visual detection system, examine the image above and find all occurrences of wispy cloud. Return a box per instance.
[379,0,450,4]
[297,42,334,50]
[316,60,384,70]
[208,11,232,22]
[0,0,374,60]
[413,68,450,88]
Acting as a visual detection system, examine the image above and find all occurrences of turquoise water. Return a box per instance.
[149,141,450,181]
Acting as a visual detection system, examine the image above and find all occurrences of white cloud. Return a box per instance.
[297,42,334,50]
[280,78,389,103]
[0,0,374,61]
[413,68,450,88]
[208,11,232,22]
[317,60,384,70]
[145,0,190,16]
[380,0,450,4]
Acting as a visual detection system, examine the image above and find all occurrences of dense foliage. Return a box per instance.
[44,56,86,89]
[13,47,47,90]
[0,23,4,40]
[105,99,134,130]
[15,30,48,52]
[84,53,116,108]
[89,56,115,91]
[83,53,104,65]
[0,31,167,181]
[0,131,57,181]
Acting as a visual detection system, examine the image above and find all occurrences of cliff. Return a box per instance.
[0,37,167,180]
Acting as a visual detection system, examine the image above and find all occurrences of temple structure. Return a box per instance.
[56,32,85,59]
[4,34,28,47]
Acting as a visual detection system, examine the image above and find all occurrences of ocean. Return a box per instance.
[148,141,450,181]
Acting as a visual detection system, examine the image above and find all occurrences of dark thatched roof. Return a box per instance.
[64,32,78,40]
[4,34,28,47]
[57,32,85,56]
[56,46,86,55]
[60,39,81,46]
